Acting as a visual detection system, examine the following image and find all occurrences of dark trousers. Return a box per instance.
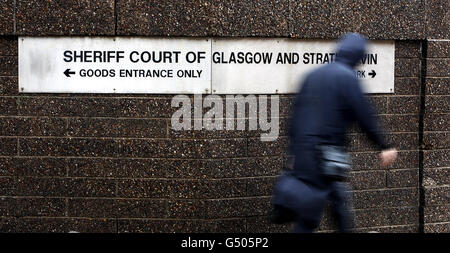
[293,180,354,233]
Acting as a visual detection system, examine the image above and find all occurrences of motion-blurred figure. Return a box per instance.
[283,33,398,233]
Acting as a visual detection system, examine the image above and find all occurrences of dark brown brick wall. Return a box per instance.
[423,40,450,233]
[0,39,427,233]
[0,1,448,233]
[0,0,14,35]
[0,0,447,39]
[16,0,115,35]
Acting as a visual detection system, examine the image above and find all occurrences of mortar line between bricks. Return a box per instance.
[3,205,422,214]
[425,57,450,59]
[11,136,247,140]
[0,154,287,159]
[0,196,422,213]
[384,168,389,189]
[383,168,421,172]
[350,206,421,212]
[339,223,421,229]
[0,214,424,222]
[0,175,278,180]
[423,166,450,170]
[385,95,390,112]
[2,154,421,161]
[13,0,16,34]
[114,0,117,36]
[110,218,252,221]
[394,76,422,78]
[0,168,423,175]
[1,113,425,118]
[3,95,177,99]
[422,113,450,116]
[383,95,422,97]
[0,216,118,220]
[347,132,420,136]
[165,119,169,138]
[352,187,419,192]
[420,185,450,189]
[5,212,417,221]
[353,167,422,172]
[396,57,422,59]
[377,113,422,116]
[287,0,292,37]
[3,131,420,138]
[115,179,119,203]
[364,94,412,97]
[427,39,450,42]
[351,186,419,192]
[0,116,294,120]
[0,157,422,165]
[0,196,274,202]
[0,171,421,179]
[0,116,286,119]
[0,179,419,192]
[1,113,422,118]
[0,133,421,139]
[192,215,266,221]
[0,149,422,159]
[349,224,419,232]
[424,204,450,209]
[0,116,175,120]
[8,155,263,159]
[0,196,271,200]
[418,40,428,234]
[423,221,450,226]
[65,198,69,217]
[64,118,69,138]
[0,94,429,98]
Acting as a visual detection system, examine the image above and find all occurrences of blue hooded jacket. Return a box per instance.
[288,33,389,188]
[273,33,391,227]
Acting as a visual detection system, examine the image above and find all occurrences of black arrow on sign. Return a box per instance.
[368,70,376,78]
[64,69,75,77]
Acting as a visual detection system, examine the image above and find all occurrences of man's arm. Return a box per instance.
[345,78,397,166]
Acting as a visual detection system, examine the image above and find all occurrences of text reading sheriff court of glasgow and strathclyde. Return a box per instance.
[63,50,378,65]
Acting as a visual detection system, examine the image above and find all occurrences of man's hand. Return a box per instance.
[380,148,398,167]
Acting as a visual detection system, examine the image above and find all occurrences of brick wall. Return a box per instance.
[0,1,448,233]
[423,40,450,233]
[337,41,422,233]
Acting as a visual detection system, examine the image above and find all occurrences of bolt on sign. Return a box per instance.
[18,37,395,94]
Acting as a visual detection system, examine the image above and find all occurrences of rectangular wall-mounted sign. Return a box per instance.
[19,37,395,94]
[19,37,212,94]
[211,38,394,94]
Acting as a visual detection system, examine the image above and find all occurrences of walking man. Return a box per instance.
[285,33,398,232]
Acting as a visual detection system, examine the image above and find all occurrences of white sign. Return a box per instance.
[212,38,394,94]
[19,37,211,93]
[19,37,395,94]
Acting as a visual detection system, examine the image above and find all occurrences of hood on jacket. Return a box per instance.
[335,33,367,67]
